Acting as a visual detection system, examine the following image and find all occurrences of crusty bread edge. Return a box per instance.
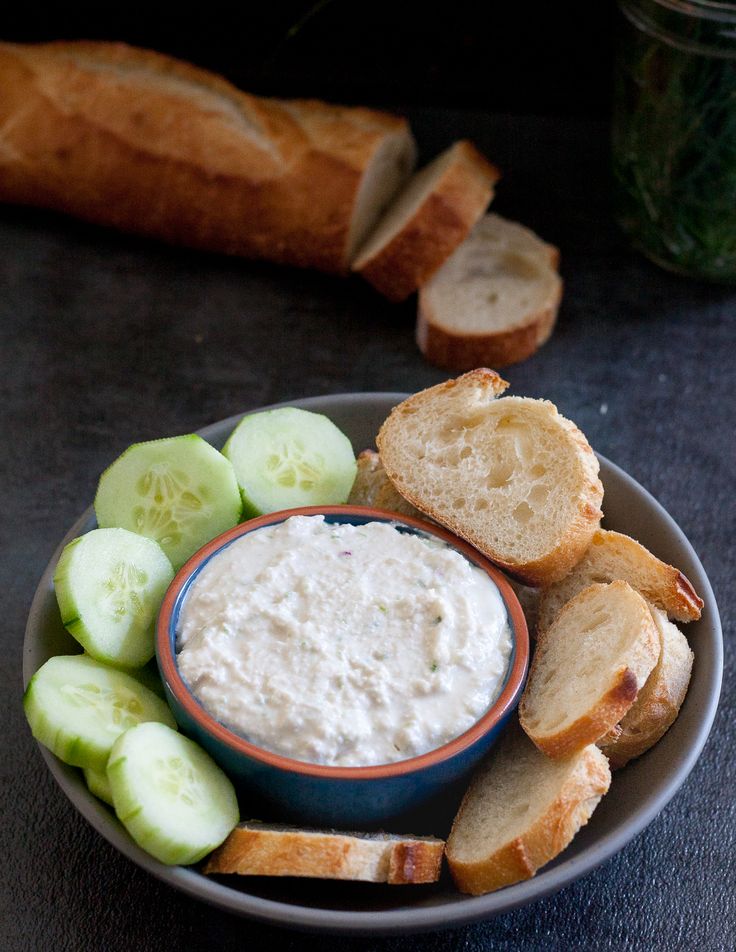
[537,529,704,634]
[354,140,501,301]
[447,744,611,895]
[378,367,511,425]
[523,667,641,759]
[598,609,694,770]
[203,824,445,884]
[416,273,562,370]
[519,582,661,758]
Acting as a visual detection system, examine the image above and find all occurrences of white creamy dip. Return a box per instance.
[176,515,512,767]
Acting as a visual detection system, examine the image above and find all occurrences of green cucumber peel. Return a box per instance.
[94,434,242,570]
[53,528,174,669]
[222,407,357,517]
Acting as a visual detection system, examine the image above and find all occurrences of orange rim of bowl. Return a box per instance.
[157,505,529,780]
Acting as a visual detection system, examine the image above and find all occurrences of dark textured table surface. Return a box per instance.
[2,112,734,951]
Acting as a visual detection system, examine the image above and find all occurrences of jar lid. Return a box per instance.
[621,0,736,57]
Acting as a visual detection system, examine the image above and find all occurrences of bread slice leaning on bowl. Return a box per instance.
[446,722,611,895]
[519,580,661,758]
[376,369,604,586]
[203,821,444,884]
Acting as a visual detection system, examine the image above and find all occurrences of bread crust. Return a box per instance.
[202,822,444,884]
[524,667,640,760]
[447,731,611,895]
[416,275,562,370]
[519,581,661,758]
[0,41,415,274]
[598,609,694,769]
[377,372,603,586]
[537,528,704,634]
[353,141,500,301]
[416,213,563,369]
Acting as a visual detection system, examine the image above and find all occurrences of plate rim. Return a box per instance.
[23,391,724,936]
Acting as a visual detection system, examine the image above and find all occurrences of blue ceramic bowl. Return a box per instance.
[156,505,529,828]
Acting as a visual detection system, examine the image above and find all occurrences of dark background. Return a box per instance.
[3,4,734,952]
[4,1,617,115]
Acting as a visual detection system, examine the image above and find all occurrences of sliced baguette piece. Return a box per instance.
[469,213,560,270]
[347,449,425,517]
[519,581,660,758]
[352,141,500,301]
[376,370,604,586]
[417,213,563,369]
[598,608,694,769]
[202,821,444,884]
[0,41,417,275]
[536,528,703,634]
[446,723,610,895]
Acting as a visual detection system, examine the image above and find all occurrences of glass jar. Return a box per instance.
[613,0,736,281]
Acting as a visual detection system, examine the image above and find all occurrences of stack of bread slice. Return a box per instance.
[518,581,662,760]
[351,140,500,301]
[536,528,704,634]
[447,573,696,894]
[353,371,701,893]
[598,608,694,770]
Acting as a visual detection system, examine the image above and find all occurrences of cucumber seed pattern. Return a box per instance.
[133,464,212,549]
[154,754,206,809]
[60,682,145,733]
[265,440,326,492]
[101,561,149,621]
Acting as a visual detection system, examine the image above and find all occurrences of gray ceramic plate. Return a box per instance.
[23,393,723,936]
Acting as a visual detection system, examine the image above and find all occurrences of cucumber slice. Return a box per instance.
[54,528,174,669]
[222,408,357,518]
[84,766,114,806]
[94,434,242,570]
[23,654,177,772]
[107,722,239,866]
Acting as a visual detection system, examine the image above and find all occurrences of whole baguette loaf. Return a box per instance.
[446,723,610,895]
[376,370,604,586]
[352,141,500,301]
[598,608,694,769]
[519,581,660,758]
[537,528,703,634]
[0,41,417,274]
[203,821,444,884]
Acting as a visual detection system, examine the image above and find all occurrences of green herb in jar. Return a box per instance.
[613,0,736,281]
